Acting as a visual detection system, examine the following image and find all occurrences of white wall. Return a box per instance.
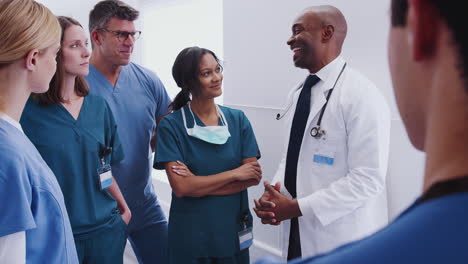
[36,0,95,31]
[37,0,139,34]
[139,0,224,102]
[223,0,425,259]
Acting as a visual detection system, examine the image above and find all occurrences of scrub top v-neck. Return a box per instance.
[21,95,124,239]
[155,105,261,262]
[0,117,79,263]
[86,63,172,214]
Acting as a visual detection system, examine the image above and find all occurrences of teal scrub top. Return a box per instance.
[154,105,260,262]
[20,95,124,239]
[0,119,78,263]
[86,63,171,214]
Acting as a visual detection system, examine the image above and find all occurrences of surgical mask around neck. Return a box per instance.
[181,104,231,145]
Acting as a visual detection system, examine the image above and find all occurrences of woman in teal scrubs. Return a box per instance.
[20,17,130,264]
[154,46,262,264]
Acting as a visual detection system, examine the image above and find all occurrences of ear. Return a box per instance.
[408,0,439,61]
[322,24,334,42]
[91,30,102,46]
[24,49,40,71]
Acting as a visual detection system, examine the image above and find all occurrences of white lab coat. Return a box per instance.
[273,57,390,259]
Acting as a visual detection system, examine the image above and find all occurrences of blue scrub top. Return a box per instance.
[0,119,78,263]
[20,95,124,239]
[85,63,171,227]
[155,105,260,261]
[256,192,468,264]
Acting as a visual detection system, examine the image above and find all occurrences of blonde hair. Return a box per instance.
[0,0,61,67]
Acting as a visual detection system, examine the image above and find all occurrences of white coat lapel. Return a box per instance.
[306,83,327,131]
[304,58,346,132]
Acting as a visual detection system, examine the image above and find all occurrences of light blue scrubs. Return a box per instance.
[0,119,78,264]
[154,105,261,264]
[86,63,171,263]
[256,192,468,264]
[20,95,127,263]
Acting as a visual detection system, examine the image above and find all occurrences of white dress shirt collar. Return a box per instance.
[312,56,346,93]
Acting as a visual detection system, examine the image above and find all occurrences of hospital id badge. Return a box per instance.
[97,164,112,190]
[238,227,253,250]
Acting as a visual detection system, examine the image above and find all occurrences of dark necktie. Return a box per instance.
[284,74,320,260]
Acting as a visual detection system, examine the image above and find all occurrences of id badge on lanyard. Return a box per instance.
[97,146,113,190]
[238,212,253,250]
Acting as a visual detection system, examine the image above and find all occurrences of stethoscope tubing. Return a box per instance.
[276,63,347,138]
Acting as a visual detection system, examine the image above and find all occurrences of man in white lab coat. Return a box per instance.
[254,5,390,260]
[257,0,468,263]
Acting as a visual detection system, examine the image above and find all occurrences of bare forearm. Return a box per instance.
[168,167,238,197]
[208,179,259,196]
[107,177,129,210]
[167,157,261,198]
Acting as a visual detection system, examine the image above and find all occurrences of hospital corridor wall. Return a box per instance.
[34,0,425,263]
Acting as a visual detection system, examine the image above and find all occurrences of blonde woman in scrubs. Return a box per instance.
[0,1,78,263]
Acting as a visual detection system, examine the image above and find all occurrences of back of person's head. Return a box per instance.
[89,0,139,38]
[0,0,61,68]
[170,46,221,111]
[391,0,467,90]
[32,16,89,106]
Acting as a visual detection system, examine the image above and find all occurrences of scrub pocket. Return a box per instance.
[116,210,128,227]
[112,209,128,237]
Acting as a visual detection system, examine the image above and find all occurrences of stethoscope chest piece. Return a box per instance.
[310,126,325,139]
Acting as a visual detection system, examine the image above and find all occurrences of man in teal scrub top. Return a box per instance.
[86,1,171,263]
[257,0,468,263]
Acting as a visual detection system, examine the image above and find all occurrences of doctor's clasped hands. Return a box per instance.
[254,181,302,225]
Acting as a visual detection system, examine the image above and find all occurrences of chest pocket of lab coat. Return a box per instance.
[311,131,346,171]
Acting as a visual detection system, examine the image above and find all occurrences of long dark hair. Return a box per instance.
[32,16,89,106]
[170,46,222,111]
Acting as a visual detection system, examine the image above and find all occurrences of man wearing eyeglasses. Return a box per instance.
[86,1,171,263]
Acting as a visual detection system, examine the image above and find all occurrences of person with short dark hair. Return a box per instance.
[20,16,130,264]
[154,46,262,264]
[88,0,139,51]
[257,0,468,263]
[86,1,171,263]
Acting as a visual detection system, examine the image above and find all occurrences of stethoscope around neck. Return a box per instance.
[276,63,347,139]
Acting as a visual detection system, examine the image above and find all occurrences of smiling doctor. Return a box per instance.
[254,5,391,261]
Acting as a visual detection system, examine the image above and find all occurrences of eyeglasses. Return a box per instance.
[97,28,142,42]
